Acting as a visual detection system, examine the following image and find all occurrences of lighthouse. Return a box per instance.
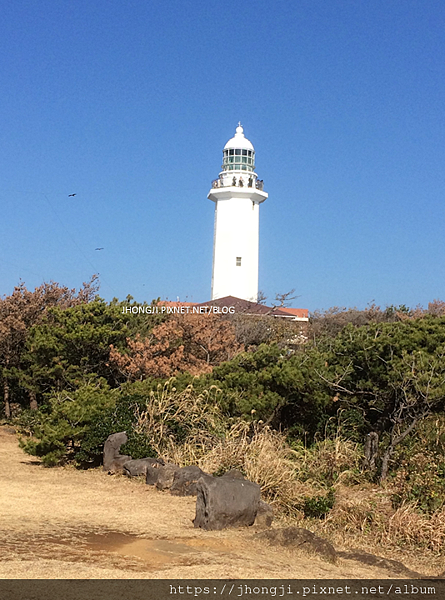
[208,124,268,302]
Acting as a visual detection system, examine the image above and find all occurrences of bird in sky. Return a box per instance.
[68,193,76,197]
[95,247,104,251]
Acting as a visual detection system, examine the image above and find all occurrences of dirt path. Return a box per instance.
[0,427,427,579]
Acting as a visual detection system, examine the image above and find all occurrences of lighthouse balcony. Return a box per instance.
[212,177,264,191]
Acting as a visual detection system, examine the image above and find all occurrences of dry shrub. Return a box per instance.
[136,390,362,518]
[133,381,313,514]
[319,485,445,555]
[321,486,392,536]
[134,383,445,556]
[384,504,445,553]
[193,421,252,473]
[197,429,361,516]
[195,423,312,516]
[391,452,445,514]
[172,422,348,517]
[134,380,225,460]
[297,437,363,485]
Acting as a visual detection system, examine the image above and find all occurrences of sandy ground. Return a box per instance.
[0,426,435,579]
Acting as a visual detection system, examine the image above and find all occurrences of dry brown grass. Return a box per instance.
[30,377,445,576]
[134,381,225,460]
[384,503,445,552]
[315,483,445,564]
[133,382,363,513]
[300,437,362,485]
[195,423,312,515]
[133,383,324,516]
[160,412,445,567]
[2,425,420,579]
[161,422,362,518]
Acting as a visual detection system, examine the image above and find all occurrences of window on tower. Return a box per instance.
[236,257,242,267]
[222,149,255,172]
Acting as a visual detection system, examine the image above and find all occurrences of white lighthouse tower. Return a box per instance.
[208,124,268,302]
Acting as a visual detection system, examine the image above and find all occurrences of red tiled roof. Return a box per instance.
[197,296,270,315]
[196,296,309,320]
[157,300,197,307]
[154,297,308,320]
[274,307,309,319]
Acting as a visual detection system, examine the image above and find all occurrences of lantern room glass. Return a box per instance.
[222,149,255,172]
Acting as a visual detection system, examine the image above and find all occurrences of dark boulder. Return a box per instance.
[123,457,164,477]
[170,465,209,496]
[103,432,131,473]
[194,475,260,530]
[145,463,179,489]
[156,463,180,490]
[253,500,274,528]
[145,462,164,486]
[337,549,423,577]
[221,469,245,480]
[255,527,337,564]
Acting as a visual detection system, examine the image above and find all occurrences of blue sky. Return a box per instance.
[1,1,444,312]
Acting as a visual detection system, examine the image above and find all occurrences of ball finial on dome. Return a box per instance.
[223,123,254,151]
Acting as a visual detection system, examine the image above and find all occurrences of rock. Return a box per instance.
[145,462,164,486]
[103,432,132,473]
[337,549,423,577]
[123,457,164,477]
[255,527,337,564]
[108,455,132,473]
[221,469,245,480]
[170,465,210,497]
[253,500,274,528]
[145,463,179,489]
[194,475,261,530]
[156,463,180,490]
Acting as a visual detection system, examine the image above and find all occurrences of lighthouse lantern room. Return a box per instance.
[208,124,268,302]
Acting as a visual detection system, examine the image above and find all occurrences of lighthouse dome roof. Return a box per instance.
[223,124,254,151]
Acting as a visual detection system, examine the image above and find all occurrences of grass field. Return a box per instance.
[0,426,441,579]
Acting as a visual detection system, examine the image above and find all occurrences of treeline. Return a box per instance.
[2,279,445,496]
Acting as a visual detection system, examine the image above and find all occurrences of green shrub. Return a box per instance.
[18,378,117,466]
[302,488,335,518]
[74,394,157,466]
[390,415,445,513]
[77,378,226,466]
